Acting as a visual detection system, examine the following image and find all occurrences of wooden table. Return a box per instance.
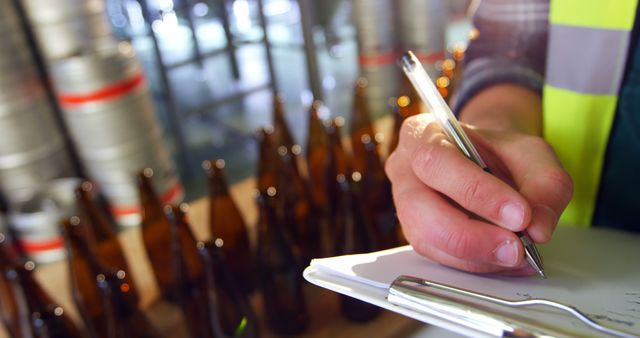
[0,116,426,337]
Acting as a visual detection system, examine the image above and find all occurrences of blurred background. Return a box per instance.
[0,0,472,203]
[0,0,477,337]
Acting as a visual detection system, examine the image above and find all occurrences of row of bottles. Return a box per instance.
[137,169,256,338]
[0,73,437,338]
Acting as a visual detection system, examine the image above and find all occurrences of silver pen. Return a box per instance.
[399,51,545,278]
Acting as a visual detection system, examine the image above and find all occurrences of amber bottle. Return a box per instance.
[276,146,319,264]
[305,102,333,258]
[137,168,175,302]
[0,232,31,338]
[197,241,259,338]
[325,118,354,256]
[389,95,421,156]
[63,216,112,338]
[11,259,85,338]
[165,204,212,338]
[256,189,308,335]
[359,135,398,250]
[350,78,377,175]
[203,159,255,294]
[257,127,279,195]
[94,270,160,338]
[272,94,296,152]
[75,181,138,304]
[333,174,380,322]
[306,100,329,208]
[63,217,159,338]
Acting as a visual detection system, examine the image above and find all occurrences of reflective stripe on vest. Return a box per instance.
[543,0,638,227]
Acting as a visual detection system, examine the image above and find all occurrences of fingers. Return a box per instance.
[385,114,560,274]
[392,172,525,269]
[413,243,536,276]
[498,137,573,243]
[409,122,531,232]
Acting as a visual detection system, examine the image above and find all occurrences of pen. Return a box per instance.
[398,51,546,278]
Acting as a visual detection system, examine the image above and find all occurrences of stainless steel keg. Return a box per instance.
[351,0,399,116]
[397,0,447,76]
[8,178,80,264]
[50,43,183,227]
[0,1,77,204]
[21,0,115,61]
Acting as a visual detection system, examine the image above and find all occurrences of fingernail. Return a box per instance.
[499,202,524,230]
[529,205,558,242]
[494,240,519,267]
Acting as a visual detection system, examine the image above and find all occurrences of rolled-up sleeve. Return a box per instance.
[452,0,550,113]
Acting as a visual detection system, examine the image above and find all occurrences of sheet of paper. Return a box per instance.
[308,226,640,337]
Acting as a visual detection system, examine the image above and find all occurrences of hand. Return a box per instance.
[385,113,573,274]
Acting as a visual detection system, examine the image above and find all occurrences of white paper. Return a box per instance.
[307,226,640,337]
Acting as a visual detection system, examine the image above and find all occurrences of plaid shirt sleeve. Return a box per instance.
[452,0,550,113]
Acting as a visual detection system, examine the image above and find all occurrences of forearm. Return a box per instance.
[458,84,543,136]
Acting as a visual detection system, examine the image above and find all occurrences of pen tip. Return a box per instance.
[538,269,547,279]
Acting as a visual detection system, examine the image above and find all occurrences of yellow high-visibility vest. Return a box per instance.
[543,0,639,227]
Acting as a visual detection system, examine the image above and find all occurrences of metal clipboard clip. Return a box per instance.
[387,275,636,338]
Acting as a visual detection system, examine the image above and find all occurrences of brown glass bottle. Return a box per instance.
[63,217,159,338]
[0,232,31,338]
[75,181,138,304]
[137,168,176,302]
[359,135,399,250]
[325,118,354,256]
[202,159,255,294]
[197,241,259,338]
[94,270,160,338]
[307,101,331,236]
[389,95,420,156]
[350,78,377,175]
[306,102,333,258]
[62,216,112,338]
[272,94,296,152]
[257,127,279,195]
[255,188,308,335]
[13,260,85,338]
[333,174,380,322]
[276,146,319,264]
[306,100,329,209]
[165,204,213,338]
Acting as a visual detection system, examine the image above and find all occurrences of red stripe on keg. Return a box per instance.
[111,182,184,216]
[58,73,145,106]
[358,51,397,66]
[413,51,446,64]
[19,237,64,252]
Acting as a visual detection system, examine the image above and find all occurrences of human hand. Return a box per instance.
[385,113,572,274]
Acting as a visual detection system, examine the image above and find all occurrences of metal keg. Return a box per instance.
[351,0,399,116]
[0,1,77,204]
[50,43,183,227]
[398,0,447,77]
[351,0,396,54]
[21,0,115,61]
[7,178,81,264]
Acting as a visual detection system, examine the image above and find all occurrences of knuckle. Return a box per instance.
[411,138,445,181]
[460,178,484,209]
[441,228,475,260]
[541,168,574,204]
[523,135,549,148]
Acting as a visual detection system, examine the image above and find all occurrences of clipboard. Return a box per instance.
[303,226,640,338]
